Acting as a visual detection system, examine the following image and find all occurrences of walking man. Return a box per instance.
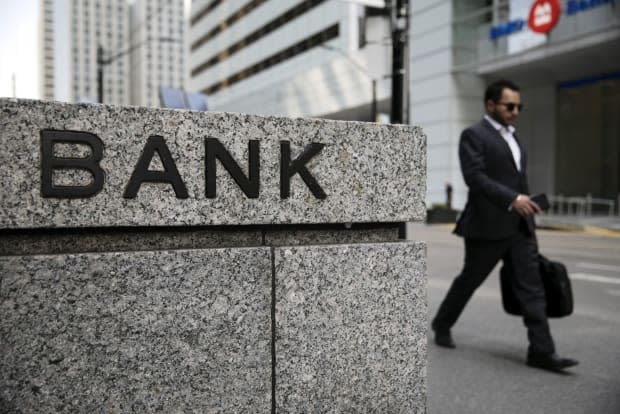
[431,79,578,372]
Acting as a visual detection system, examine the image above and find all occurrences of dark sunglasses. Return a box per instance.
[498,102,523,112]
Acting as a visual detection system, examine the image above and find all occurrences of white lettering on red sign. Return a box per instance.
[528,0,561,33]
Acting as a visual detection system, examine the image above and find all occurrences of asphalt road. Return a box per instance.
[407,223,620,414]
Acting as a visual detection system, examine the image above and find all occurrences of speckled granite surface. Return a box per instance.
[0,224,402,256]
[0,99,429,411]
[274,241,427,413]
[0,99,426,229]
[0,248,272,412]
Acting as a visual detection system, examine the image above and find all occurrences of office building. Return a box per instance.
[188,0,393,121]
[411,0,619,209]
[39,0,56,101]
[130,0,186,107]
[39,0,186,107]
[39,0,130,104]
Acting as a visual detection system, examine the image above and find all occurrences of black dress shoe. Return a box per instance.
[433,329,456,348]
[527,353,578,372]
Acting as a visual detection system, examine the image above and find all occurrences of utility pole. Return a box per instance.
[389,0,409,124]
[97,46,104,103]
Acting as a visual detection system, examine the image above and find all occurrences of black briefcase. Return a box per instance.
[500,254,573,318]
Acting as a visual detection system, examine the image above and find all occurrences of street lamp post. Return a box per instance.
[371,78,377,122]
[389,0,409,124]
[329,0,409,123]
[97,46,106,103]
[97,37,180,104]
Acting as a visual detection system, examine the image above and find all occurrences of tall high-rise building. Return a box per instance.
[39,0,56,101]
[39,0,186,107]
[75,0,130,104]
[39,0,71,102]
[130,0,186,107]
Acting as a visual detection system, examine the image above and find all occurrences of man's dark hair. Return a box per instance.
[484,79,520,103]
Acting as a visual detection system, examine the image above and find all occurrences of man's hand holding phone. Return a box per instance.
[512,194,542,217]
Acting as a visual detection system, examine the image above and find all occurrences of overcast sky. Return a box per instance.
[0,0,40,99]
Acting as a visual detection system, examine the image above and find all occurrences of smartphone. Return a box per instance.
[531,193,550,211]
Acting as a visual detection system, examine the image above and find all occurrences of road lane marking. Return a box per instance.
[576,262,620,273]
[571,273,620,285]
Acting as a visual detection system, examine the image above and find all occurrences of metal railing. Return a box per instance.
[549,194,618,217]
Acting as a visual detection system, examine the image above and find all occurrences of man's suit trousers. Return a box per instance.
[432,231,556,355]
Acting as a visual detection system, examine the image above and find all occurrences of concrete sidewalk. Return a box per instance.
[426,213,620,237]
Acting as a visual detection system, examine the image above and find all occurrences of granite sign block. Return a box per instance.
[0,99,426,229]
[274,241,427,412]
[0,248,272,412]
[1,98,429,412]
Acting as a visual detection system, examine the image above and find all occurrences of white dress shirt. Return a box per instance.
[484,114,521,171]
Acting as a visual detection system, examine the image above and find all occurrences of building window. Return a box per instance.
[190,0,327,77]
[200,23,339,94]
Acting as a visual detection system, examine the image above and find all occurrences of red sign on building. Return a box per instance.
[528,0,562,33]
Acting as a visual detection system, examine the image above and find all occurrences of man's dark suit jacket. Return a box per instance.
[454,118,535,240]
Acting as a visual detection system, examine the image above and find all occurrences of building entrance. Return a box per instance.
[556,75,620,205]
